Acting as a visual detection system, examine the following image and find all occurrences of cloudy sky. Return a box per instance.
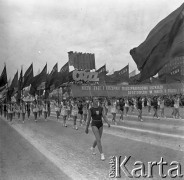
[0,0,183,79]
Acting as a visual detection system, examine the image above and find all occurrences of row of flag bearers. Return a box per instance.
[0,98,89,130]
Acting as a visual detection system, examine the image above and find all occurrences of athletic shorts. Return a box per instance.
[78,110,83,115]
[91,120,103,129]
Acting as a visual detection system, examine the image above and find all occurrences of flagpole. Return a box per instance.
[57,87,59,105]
[45,62,47,102]
[103,64,109,99]
[39,89,41,106]
[21,65,23,107]
[45,74,47,102]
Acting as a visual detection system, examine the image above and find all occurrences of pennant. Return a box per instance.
[16,68,23,103]
[0,84,8,100]
[114,64,129,83]
[129,70,136,78]
[47,63,58,89]
[30,64,47,96]
[166,66,182,83]
[0,65,7,87]
[55,62,70,87]
[60,62,69,73]
[96,65,107,83]
[96,65,107,75]
[0,84,7,93]
[10,71,18,90]
[8,70,18,98]
[22,63,34,89]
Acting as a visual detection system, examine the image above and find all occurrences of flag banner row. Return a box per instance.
[71,83,184,97]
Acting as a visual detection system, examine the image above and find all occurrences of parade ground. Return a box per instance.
[1,107,184,180]
[1,1,184,180]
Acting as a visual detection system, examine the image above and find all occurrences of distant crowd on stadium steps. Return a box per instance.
[0,93,183,127]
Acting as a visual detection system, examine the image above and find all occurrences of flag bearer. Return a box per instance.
[8,102,14,124]
[55,101,60,121]
[43,101,48,121]
[71,100,78,130]
[32,101,38,122]
[61,100,68,127]
[20,101,26,123]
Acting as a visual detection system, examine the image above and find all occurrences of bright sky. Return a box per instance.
[0,0,183,79]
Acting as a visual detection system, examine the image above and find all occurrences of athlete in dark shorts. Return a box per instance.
[78,101,83,126]
[137,97,143,121]
[119,98,125,121]
[85,97,110,161]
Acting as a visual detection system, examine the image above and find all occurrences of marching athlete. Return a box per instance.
[38,102,42,119]
[78,100,83,126]
[20,101,26,123]
[61,100,68,127]
[124,98,129,116]
[137,97,143,122]
[55,101,60,121]
[119,98,125,121]
[26,102,31,120]
[110,98,118,125]
[147,97,152,114]
[160,97,166,118]
[85,97,110,161]
[71,100,78,130]
[43,101,48,121]
[8,102,14,124]
[82,101,88,125]
[174,96,182,119]
[32,101,38,122]
[152,97,160,120]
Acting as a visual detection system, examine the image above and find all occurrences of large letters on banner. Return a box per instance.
[72,70,99,82]
[71,83,184,97]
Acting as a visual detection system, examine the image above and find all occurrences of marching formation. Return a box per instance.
[1,95,183,125]
[0,94,183,161]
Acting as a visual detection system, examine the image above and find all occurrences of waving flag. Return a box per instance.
[8,70,18,98]
[16,68,23,103]
[0,65,7,88]
[47,63,58,89]
[22,63,33,89]
[96,64,107,82]
[130,3,184,81]
[54,62,70,88]
[129,70,136,78]
[10,71,18,90]
[30,64,47,96]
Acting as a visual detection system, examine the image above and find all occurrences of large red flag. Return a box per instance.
[29,64,47,96]
[8,70,18,98]
[0,65,7,88]
[130,3,184,81]
[22,63,34,89]
[96,64,107,82]
[46,63,58,90]
[17,68,23,103]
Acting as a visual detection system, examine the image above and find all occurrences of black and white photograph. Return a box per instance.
[0,0,184,179]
